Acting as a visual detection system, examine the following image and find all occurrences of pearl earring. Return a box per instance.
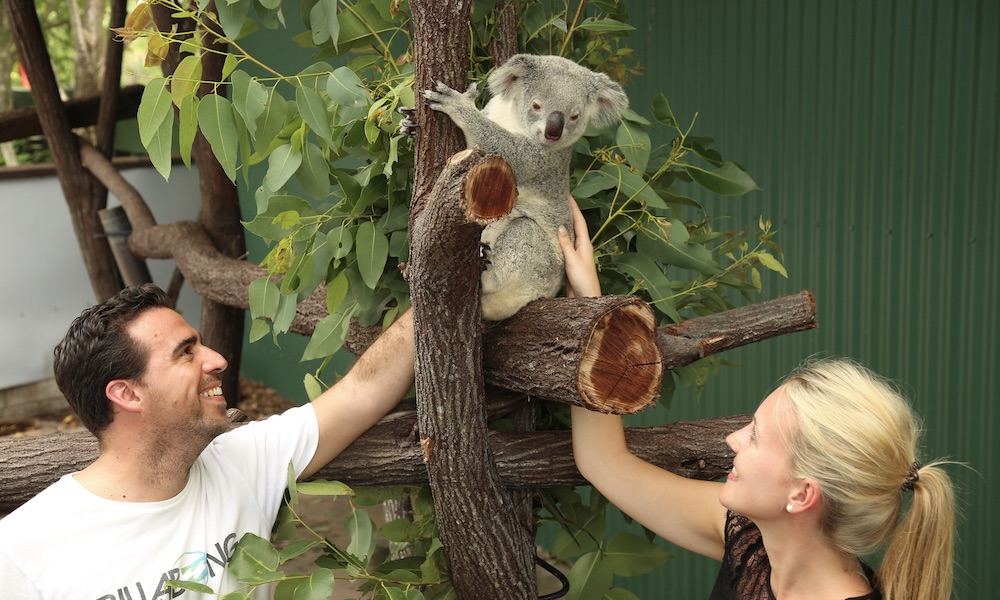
[786,504,793,513]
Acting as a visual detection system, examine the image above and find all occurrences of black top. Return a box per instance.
[708,511,882,600]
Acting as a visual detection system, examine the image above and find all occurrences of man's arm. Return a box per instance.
[300,309,415,479]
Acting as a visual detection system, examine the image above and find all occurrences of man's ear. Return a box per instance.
[106,379,142,413]
[787,477,823,514]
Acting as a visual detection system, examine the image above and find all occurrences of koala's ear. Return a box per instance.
[590,73,629,130]
[488,54,533,96]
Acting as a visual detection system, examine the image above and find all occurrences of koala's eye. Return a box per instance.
[569,113,581,122]
[531,101,542,111]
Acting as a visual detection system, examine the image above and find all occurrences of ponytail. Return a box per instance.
[878,462,957,600]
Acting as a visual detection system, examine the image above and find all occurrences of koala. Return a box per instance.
[424,54,629,320]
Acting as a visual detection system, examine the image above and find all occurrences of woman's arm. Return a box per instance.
[559,197,728,560]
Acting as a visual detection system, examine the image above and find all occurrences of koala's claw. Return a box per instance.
[397,106,418,136]
[479,242,492,270]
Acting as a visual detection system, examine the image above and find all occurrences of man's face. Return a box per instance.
[125,307,230,442]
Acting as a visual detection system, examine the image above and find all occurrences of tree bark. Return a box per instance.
[5,0,119,301]
[657,291,818,370]
[0,413,744,514]
[486,295,663,414]
[0,85,144,144]
[409,146,537,598]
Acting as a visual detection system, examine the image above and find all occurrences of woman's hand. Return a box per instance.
[558,196,602,298]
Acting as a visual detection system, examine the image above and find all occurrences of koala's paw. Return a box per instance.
[423,81,478,116]
[397,106,418,136]
[479,242,492,271]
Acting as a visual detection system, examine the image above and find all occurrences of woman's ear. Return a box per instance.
[787,478,822,514]
[106,379,142,414]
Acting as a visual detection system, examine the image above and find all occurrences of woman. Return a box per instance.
[557,197,957,600]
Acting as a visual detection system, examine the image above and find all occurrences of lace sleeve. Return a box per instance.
[710,511,772,599]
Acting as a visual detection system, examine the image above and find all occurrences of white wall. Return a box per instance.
[0,165,202,389]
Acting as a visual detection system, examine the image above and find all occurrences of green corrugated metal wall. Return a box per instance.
[615,0,997,597]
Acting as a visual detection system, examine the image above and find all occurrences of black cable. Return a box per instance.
[535,555,570,600]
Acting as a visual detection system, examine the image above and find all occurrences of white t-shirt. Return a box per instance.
[0,403,319,600]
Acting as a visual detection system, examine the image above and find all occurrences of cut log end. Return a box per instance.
[578,299,663,414]
[464,155,517,222]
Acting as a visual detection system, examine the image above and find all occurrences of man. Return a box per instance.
[0,284,415,599]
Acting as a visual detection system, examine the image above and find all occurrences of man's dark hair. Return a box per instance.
[53,284,174,437]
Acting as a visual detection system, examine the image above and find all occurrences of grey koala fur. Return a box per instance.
[424,54,629,320]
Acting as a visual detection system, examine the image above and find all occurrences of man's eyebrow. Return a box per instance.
[171,334,199,358]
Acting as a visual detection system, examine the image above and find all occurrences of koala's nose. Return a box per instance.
[544,112,565,140]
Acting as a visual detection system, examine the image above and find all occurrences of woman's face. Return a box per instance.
[718,387,801,520]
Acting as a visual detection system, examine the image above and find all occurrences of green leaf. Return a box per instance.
[604,532,671,576]
[279,540,322,563]
[572,170,619,199]
[344,509,375,563]
[170,55,203,108]
[166,580,216,593]
[651,93,678,128]
[296,141,330,200]
[273,293,299,335]
[326,66,369,110]
[327,226,354,259]
[638,219,722,275]
[309,0,340,48]
[248,276,280,320]
[198,94,240,182]
[214,0,251,40]
[231,70,269,137]
[303,373,324,401]
[577,17,635,32]
[615,121,650,172]
[228,533,283,584]
[138,79,172,146]
[682,162,760,196]
[325,270,350,314]
[565,551,614,600]
[243,195,315,242]
[297,479,354,496]
[302,313,350,360]
[757,251,788,277]
[607,253,679,321]
[604,589,641,600]
[249,318,270,343]
[146,106,174,180]
[254,85,288,151]
[356,221,389,290]
[293,568,335,599]
[265,143,303,190]
[177,94,198,168]
[296,85,333,144]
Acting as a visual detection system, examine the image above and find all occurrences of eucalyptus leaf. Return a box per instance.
[254,86,288,151]
[197,94,240,182]
[615,121,651,172]
[231,70,268,137]
[604,532,671,576]
[138,78,172,146]
[214,0,251,40]
[296,85,333,143]
[265,143,303,190]
[146,107,174,180]
[302,312,350,360]
[296,141,331,200]
[651,93,678,128]
[309,0,340,48]
[297,480,354,496]
[682,162,760,196]
[248,276,280,320]
[565,550,614,600]
[356,221,389,290]
[170,55,202,108]
[177,94,198,168]
[344,509,375,563]
[228,533,282,583]
[294,568,335,600]
[325,270,350,314]
[249,318,270,343]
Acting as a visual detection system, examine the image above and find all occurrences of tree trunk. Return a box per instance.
[409,147,537,598]
[5,0,120,301]
[0,413,745,514]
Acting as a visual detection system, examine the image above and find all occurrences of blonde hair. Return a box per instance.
[779,358,956,600]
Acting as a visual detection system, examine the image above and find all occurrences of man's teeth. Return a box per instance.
[202,386,223,397]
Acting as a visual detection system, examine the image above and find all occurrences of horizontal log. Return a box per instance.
[485,296,663,414]
[0,413,744,512]
[0,84,144,143]
[658,291,817,370]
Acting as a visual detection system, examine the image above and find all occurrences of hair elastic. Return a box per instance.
[902,461,922,492]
